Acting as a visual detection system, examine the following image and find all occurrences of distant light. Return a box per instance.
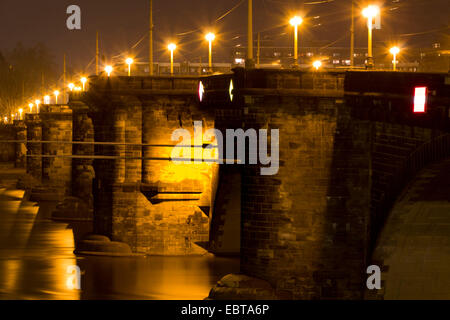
[81,77,87,91]
[362,5,379,18]
[414,87,427,113]
[28,103,34,113]
[168,43,177,51]
[229,80,234,102]
[313,60,322,70]
[235,58,245,65]
[198,81,205,102]
[68,83,75,91]
[35,100,41,113]
[205,33,215,42]
[290,16,303,27]
[18,108,23,120]
[54,90,60,104]
[105,65,113,77]
[44,95,51,105]
[74,86,82,92]
[126,58,134,65]
[3,117,7,123]
[390,46,400,55]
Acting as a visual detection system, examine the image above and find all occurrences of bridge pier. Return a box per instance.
[14,120,27,168]
[25,113,42,183]
[82,78,217,255]
[40,105,73,199]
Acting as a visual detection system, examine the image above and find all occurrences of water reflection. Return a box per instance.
[0,179,239,300]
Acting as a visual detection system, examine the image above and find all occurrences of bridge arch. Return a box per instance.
[369,133,450,253]
[368,134,450,299]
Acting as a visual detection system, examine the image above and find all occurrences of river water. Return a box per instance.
[0,165,239,300]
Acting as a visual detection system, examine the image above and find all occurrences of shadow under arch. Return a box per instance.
[369,133,450,256]
[367,154,450,299]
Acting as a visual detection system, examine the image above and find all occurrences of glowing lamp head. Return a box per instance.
[290,16,303,27]
[44,95,50,104]
[362,5,379,18]
[313,60,322,70]
[81,77,87,84]
[104,65,113,77]
[390,46,400,55]
[68,83,75,91]
[29,103,34,109]
[168,43,177,52]
[126,58,134,65]
[54,90,59,97]
[35,100,41,107]
[18,108,23,115]
[205,33,215,42]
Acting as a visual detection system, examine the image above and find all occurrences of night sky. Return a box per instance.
[0,0,448,72]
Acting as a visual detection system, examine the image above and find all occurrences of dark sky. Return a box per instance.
[0,0,448,72]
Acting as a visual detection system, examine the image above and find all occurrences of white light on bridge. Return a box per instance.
[229,80,234,102]
[198,81,205,102]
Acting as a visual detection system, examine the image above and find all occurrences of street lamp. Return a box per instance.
[44,95,50,105]
[68,83,75,91]
[54,90,60,104]
[105,65,113,77]
[205,33,215,73]
[18,108,23,120]
[389,46,400,71]
[80,77,87,91]
[29,103,34,113]
[35,100,41,113]
[126,58,134,77]
[290,16,303,67]
[168,43,177,75]
[313,60,322,70]
[362,5,380,69]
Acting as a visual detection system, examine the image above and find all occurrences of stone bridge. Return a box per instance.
[4,68,449,299]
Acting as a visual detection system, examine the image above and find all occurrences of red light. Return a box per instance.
[414,87,427,113]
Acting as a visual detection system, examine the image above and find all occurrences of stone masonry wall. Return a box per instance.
[86,76,217,255]
[40,105,73,197]
[240,94,371,299]
[0,124,17,162]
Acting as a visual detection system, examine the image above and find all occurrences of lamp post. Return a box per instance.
[126,58,134,77]
[105,65,113,77]
[29,103,34,114]
[54,91,60,104]
[390,46,400,71]
[81,77,87,91]
[18,108,23,120]
[205,33,215,73]
[68,83,75,92]
[168,43,177,75]
[44,95,50,105]
[290,16,303,67]
[362,5,380,69]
